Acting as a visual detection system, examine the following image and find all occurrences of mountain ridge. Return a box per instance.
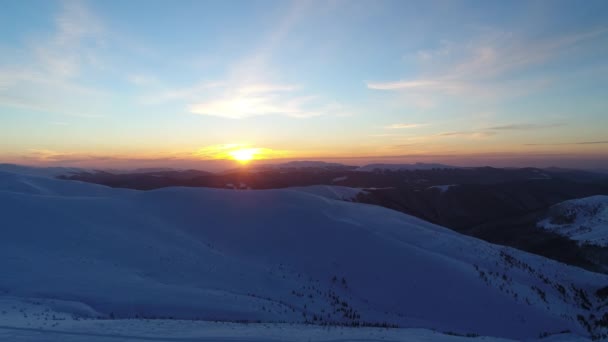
[1,169,608,339]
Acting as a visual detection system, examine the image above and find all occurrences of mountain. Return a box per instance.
[355,163,458,172]
[263,160,354,169]
[55,165,608,272]
[538,195,608,247]
[226,160,357,174]
[1,169,608,340]
[101,167,180,174]
[0,163,85,177]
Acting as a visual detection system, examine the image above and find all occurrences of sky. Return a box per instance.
[1,0,607,170]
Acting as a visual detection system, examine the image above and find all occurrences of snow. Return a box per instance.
[0,167,607,340]
[356,163,456,172]
[289,185,367,201]
[530,170,551,179]
[0,296,586,341]
[363,187,396,190]
[0,164,84,178]
[224,183,251,190]
[538,195,608,246]
[332,176,348,182]
[428,184,458,193]
[0,301,517,342]
[101,167,178,174]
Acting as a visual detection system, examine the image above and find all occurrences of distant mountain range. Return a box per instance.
[0,161,461,176]
[355,162,458,172]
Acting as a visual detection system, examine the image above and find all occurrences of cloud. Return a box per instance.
[186,1,343,119]
[437,131,497,139]
[21,149,101,164]
[576,141,608,145]
[385,123,425,129]
[133,1,341,119]
[435,122,561,139]
[37,0,103,78]
[187,84,339,119]
[368,80,463,92]
[367,27,608,99]
[368,134,399,137]
[524,141,608,146]
[11,144,292,169]
[138,81,226,105]
[127,74,160,87]
[193,144,289,160]
[238,84,298,94]
[486,123,563,130]
[0,0,108,116]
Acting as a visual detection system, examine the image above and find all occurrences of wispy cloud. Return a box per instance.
[22,149,93,163]
[368,134,399,137]
[19,143,292,165]
[136,1,341,119]
[188,85,339,119]
[486,123,563,130]
[368,80,463,92]
[138,81,225,105]
[385,123,425,129]
[436,122,562,139]
[193,143,290,160]
[525,141,608,146]
[437,131,497,139]
[36,0,103,78]
[184,0,329,119]
[127,74,160,87]
[0,0,108,117]
[367,28,608,99]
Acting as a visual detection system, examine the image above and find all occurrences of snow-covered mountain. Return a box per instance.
[1,168,608,340]
[538,195,608,247]
[356,163,458,172]
[0,163,85,177]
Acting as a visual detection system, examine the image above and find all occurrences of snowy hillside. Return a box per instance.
[428,184,459,193]
[0,163,84,178]
[538,195,608,247]
[0,294,553,342]
[1,169,608,340]
[288,185,367,201]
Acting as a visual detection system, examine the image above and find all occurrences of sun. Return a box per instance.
[229,148,259,163]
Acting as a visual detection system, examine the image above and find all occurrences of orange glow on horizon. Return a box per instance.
[193,144,292,164]
[228,148,260,163]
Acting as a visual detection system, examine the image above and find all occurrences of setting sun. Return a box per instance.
[3,1,608,340]
[229,148,259,163]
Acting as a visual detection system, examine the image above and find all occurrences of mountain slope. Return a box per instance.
[539,195,608,247]
[1,170,608,339]
[355,163,457,172]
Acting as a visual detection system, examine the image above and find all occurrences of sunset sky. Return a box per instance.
[1,0,607,170]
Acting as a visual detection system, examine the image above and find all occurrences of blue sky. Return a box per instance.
[1,0,607,169]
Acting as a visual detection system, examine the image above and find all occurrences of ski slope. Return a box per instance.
[1,168,607,340]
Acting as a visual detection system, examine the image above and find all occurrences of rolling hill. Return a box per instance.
[1,168,608,340]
